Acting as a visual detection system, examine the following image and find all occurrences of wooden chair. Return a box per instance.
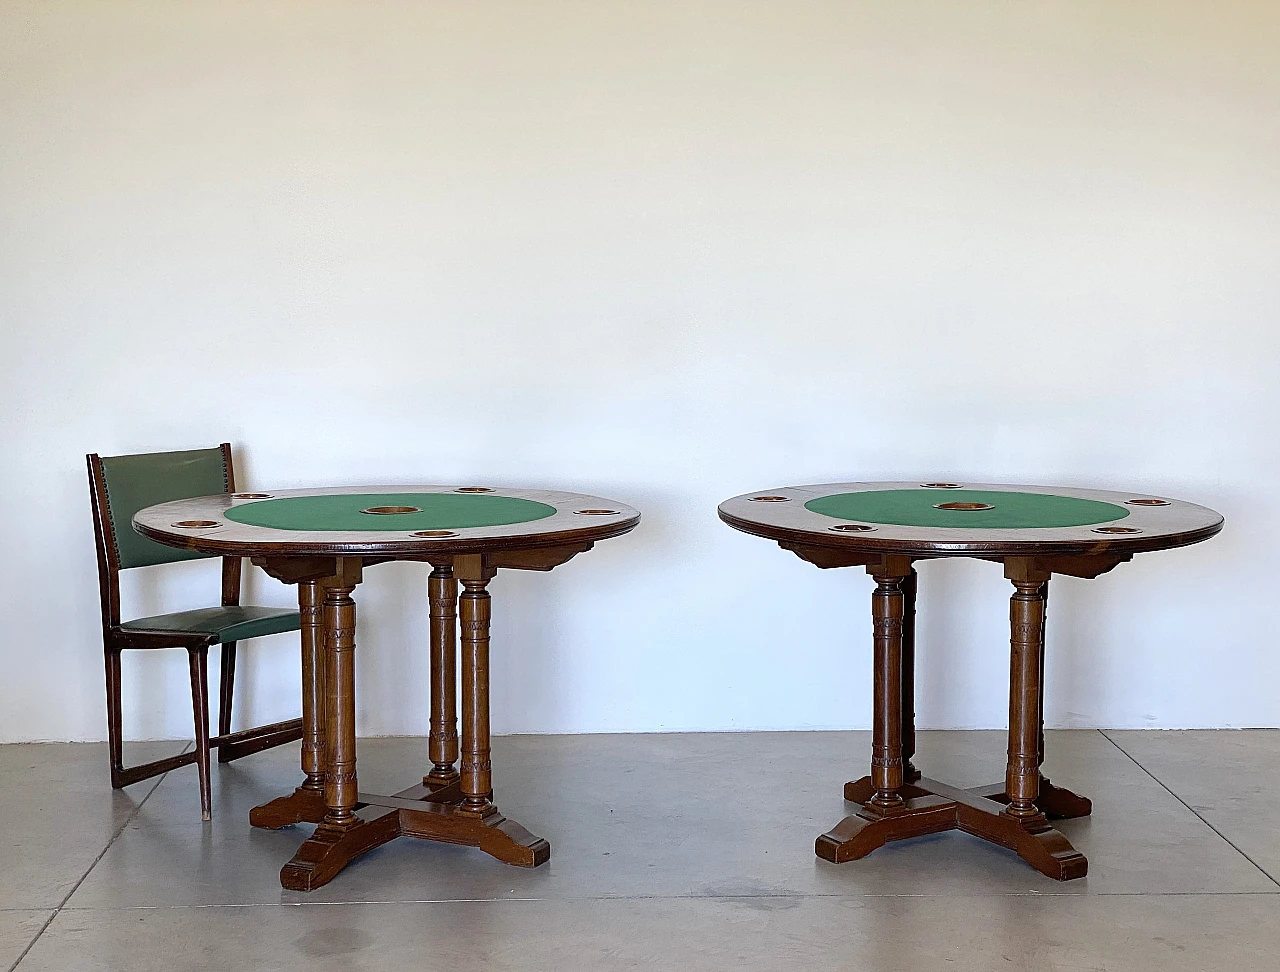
[87,443,304,819]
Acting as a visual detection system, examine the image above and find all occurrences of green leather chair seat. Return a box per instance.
[121,606,301,644]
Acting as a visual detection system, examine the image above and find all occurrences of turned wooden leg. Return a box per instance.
[819,560,957,863]
[300,581,327,795]
[281,561,399,891]
[249,580,328,828]
[845,566,922,805]
[1030,582,1092,820]
[426,565,461,793]
[322,580,359,827]
[820,559,1088,880]
[901,567,920,784]
[1037,580,1047,768]
[378,555,545,865]
[993,565,1087,878]
[870,571,907,810]
[1006,577,1046,820]
[460,568,496,810]
[971,575,1090,823]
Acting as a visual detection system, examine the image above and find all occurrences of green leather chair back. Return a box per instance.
[99,448,229,569]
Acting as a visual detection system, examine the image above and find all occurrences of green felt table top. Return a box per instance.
[223,492,558,532]
[804,489,1130,530]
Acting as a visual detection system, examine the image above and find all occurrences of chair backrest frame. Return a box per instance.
[87,443,242,633]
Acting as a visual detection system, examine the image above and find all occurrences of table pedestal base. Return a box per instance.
[254,778,549,891]
[819,775,1090,880]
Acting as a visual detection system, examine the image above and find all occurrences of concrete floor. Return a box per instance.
[3,730,1280,971]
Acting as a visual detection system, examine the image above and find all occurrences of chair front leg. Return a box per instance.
[188,647,212,820]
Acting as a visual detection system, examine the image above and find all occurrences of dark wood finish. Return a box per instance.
[87,445,303,819]
[868,559,910,810]
[135,489,638,560]
[426,565,460,789]
[271,552,555,891]
[722,481,1223,881]
[901,568,920,784]
[248,580,329,829]
[719,481,1223,559]
[1004,561,1050,821]
[458,554,496,810]
[138,486,636,889]
[188,648,212,816]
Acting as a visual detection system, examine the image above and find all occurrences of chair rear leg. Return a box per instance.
[105,649,125,788]
[217,642,237,760]
[188,647,212,820]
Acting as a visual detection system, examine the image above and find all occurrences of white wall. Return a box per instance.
[1,1,1276,742]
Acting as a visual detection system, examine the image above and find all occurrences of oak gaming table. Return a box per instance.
[135,485,639,891]
[718,481,1222,880]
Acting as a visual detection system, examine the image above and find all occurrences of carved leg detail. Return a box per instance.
[426,565,461,792]
[273,558,550,889]
[822,561,1087,881]
[459,567,496,810]
[251,580,328,829]
[280,569,367,890]
[869,568,908,811]
[1005,577,1046,820]
[901,567,921,784]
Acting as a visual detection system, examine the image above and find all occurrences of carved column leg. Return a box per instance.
[250,580,327,828]
[300,581,326,794]
[426,565,461,794]
[819,560,955,863]
[322,580,359,826]
[390,554,551,867]
[281,562,399,891]
[870,572,907,811]
[968,565,1088,879]
[1020,577,1092,819]
[1037,580,1047,768]
[460,570,495,810]
[1006,579,1046,820]
[901,567,920,784]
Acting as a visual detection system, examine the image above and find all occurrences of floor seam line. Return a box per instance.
[42,888,1280,913]
[6,743,189,972]
[1099,730,1280,890]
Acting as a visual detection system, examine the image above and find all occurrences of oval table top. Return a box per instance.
[135,485,641,558]
[718,481,1223,558]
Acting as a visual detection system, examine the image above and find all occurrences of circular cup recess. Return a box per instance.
[412,530,458,538]
[1093,526,1142,535]
[921,483,963,489]
[1126,498,1171,507]
[934,501,995,511]
[830,523,874,532]
[361,506,422,515]
[748,495,790,503]
[232,493,272,499]
[455,487,494,493]
[173,519,219,528]
[575,509,620,515]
